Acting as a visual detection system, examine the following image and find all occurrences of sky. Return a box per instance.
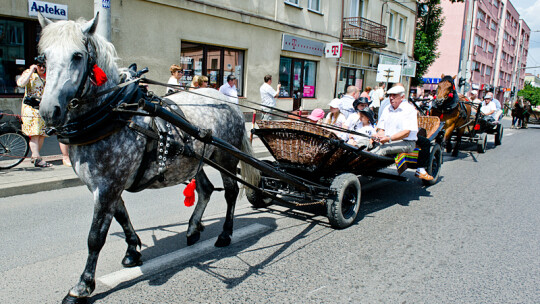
[512,0,540,76]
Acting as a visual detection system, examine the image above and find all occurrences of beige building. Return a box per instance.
[1,0,417,115]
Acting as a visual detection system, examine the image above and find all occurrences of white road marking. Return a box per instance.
[504,132,514,137]
[98,223,271,288]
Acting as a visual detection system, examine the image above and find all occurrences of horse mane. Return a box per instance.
[38,18,120,83]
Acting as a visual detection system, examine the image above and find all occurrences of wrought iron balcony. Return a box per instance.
[342,17,387,48]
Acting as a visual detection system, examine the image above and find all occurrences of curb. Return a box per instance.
[0,150,272,198]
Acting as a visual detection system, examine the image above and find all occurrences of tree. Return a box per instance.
[412,0,463,86]
[517,82,540,106]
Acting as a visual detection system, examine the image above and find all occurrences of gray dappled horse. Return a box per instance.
[37,14,259,303]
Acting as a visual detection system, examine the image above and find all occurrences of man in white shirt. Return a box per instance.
[372,85,434,181]
[219,75,239,104]
[480,94,498,122]
[259,74,281,120]
[484,92,502,120]
[339,86,360,119]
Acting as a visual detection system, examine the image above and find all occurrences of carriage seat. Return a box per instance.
[417,116,440,140]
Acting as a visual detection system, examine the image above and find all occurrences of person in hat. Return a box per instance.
[480,93,498,125]
[347,108,376,149]
[307,108,325,124]
[324,98,347,128]
[378,83,404,119]
[342,97,374,141]
[372,84,434,181]
[166,64,183,94]
[219,74,239,104]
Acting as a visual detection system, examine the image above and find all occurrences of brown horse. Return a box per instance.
[430,74,472,156]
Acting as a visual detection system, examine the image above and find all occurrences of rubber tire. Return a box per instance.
[476,133,487,153]
[494,124,503,146]
[422,143,443,186]
[326,173,361,229]
[0,132,29,169]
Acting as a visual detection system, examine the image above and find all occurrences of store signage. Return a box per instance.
[282,34,324,57]
[422,78,441,84]
[28,0,68,20]
[325,42,342,58]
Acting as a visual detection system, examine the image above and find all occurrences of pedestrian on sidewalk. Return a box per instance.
[166,64,183,95]
[219,74,239,104]
[16,56,53,168]
[259,74,281,120]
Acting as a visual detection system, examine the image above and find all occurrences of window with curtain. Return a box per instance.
[398,17,405,41]
[308,0,320,11]
[278,57,318,98]
[388,13,394,38]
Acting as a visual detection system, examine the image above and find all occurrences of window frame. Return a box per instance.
[180,42,245,96]
[398,17,405,41]
[388,13,395,38]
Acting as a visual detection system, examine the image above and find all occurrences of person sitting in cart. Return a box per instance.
[371,85,434,181]
[306,108,325,124]
[480,93,499,126]
[341,97,371,140]
[347,108,376,150]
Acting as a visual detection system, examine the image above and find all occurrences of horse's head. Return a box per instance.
[37,13,119,127]
[433,74,457,109]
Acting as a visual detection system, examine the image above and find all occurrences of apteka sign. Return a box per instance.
[28,0,68,20]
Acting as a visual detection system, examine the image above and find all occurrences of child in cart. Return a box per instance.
[347,108,376,150]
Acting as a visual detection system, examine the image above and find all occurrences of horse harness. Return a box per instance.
[433,76,468,120]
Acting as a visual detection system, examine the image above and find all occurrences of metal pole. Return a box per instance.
[94,0,111,41]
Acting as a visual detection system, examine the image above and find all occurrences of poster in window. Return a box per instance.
[303,85,314,98]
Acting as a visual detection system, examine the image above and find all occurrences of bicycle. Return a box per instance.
[0,110,29,169]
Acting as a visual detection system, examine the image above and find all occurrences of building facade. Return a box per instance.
[1,0,417,115]
[423,0,530,102]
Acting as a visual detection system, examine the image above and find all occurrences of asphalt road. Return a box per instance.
[1,120,539,303]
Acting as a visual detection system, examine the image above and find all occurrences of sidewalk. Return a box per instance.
[0,123,271,198]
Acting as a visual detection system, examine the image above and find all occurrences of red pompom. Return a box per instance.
[448,93,454,98]
[91,64,108,86]
[183,179,196,207]
[440,114,444,119]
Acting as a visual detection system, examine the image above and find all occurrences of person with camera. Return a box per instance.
[16,56,69,167]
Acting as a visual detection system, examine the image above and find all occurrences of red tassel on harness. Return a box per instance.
[91,64,108,86]
[183,179,196,207]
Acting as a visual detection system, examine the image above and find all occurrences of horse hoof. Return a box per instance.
[187,232,200,246]
[122,250,142,267]
[215,235,231,247]
[62,293,88,304]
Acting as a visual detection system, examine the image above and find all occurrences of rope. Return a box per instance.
[141,78,372,139]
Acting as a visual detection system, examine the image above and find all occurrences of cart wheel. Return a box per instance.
[494,124,503,146]
[477,133,487,153]
[326,173,361,229]
[423,143,442,186]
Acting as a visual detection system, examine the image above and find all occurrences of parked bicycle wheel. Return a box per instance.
[0,132,29,169]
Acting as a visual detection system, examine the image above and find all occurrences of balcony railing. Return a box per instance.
[342,17,387,48]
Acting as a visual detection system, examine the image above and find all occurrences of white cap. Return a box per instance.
[470,90,478,95]
[328,98,341,109]
[387,85,405,95]
[485,92,494,99]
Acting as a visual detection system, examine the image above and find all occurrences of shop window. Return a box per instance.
[279,57,317,98]
[180,42,244,96]
[0,18,40,95]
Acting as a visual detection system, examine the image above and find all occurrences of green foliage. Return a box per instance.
[517,82,540,106]
[412,0,446,86]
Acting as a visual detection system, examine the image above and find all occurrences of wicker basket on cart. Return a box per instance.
[417,116,441,139]
[256,120,344,169]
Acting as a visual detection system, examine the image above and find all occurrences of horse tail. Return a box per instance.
[239,129,261,197]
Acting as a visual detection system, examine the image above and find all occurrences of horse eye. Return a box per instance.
[72,52,84,61]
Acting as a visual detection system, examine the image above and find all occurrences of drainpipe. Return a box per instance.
[334,0,345,97]
[94,0,111,41]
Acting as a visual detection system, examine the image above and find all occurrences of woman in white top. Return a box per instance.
[167,64,183,94]
[324,98,347,127]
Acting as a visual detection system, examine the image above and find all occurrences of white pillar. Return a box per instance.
[94,0,111,41]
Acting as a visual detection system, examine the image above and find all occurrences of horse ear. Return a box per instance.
[452,75,457,79]
[440,74,445,79]
[38,13,53,28]
[82,12,100,36]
